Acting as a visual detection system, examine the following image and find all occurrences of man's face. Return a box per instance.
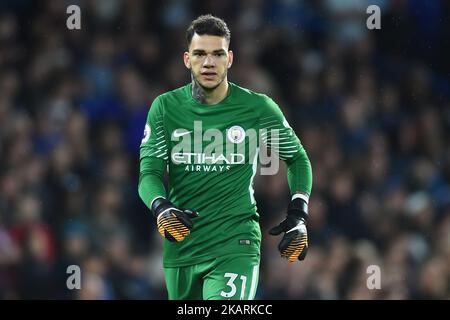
[184,33,233,90]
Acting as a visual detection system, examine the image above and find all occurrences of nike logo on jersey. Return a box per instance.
[173,129,192,138]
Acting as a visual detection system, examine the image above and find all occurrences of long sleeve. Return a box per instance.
[259,95,313,196]
[138,96,169,209]
[286,147,312,196]
[138,157,167,210]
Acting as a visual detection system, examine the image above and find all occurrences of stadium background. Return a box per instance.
[0,0,449,299]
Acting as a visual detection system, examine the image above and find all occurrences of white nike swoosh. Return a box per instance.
[173,130,192,138]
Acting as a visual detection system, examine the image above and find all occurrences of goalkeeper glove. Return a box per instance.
[151,198,198,242]
[269,197,309,262]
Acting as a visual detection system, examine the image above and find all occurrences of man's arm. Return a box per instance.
[138,96,198,242]
[138,95,169,209]
[259,95,313,262]
[259,95,313,197]
[138,157,167,210]
[286,147,313,204]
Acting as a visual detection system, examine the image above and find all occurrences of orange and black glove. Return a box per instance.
[269,198,309,262]
[151,198,198,242]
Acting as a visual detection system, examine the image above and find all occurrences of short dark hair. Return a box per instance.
[186,14,231,47]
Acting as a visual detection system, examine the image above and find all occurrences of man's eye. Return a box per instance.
[194,52,205,56]
[215,52,224,56]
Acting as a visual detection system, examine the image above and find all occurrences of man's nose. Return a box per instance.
[202,54,215,67]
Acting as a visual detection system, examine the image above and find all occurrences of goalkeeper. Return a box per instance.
[138,15,312,300]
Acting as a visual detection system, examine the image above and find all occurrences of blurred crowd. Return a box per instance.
[1,0,450,299]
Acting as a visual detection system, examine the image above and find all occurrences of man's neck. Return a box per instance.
[192,79,229,105]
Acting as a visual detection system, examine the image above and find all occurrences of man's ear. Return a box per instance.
[227,50,233,69]
[183,52,191,69]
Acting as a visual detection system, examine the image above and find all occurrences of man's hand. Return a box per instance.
[269,198,309,262]
[151,198,198,242]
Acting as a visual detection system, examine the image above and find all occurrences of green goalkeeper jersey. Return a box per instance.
[139,82,312,267]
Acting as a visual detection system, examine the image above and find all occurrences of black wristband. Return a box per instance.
[287,198,309,222]
[151,197,170,217]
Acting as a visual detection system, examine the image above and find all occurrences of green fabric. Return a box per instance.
[138,156,166,209]
[287,148,313,196]
[164,253,260,300]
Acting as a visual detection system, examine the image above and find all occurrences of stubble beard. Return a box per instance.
[191,69,227,92]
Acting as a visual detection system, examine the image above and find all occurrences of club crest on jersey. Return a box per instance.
[227,125,245,144]
[141,124,151,144]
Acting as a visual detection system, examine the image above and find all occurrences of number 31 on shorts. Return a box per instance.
[220,272,248,299]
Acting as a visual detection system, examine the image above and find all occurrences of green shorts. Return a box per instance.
[163,253,260,300]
